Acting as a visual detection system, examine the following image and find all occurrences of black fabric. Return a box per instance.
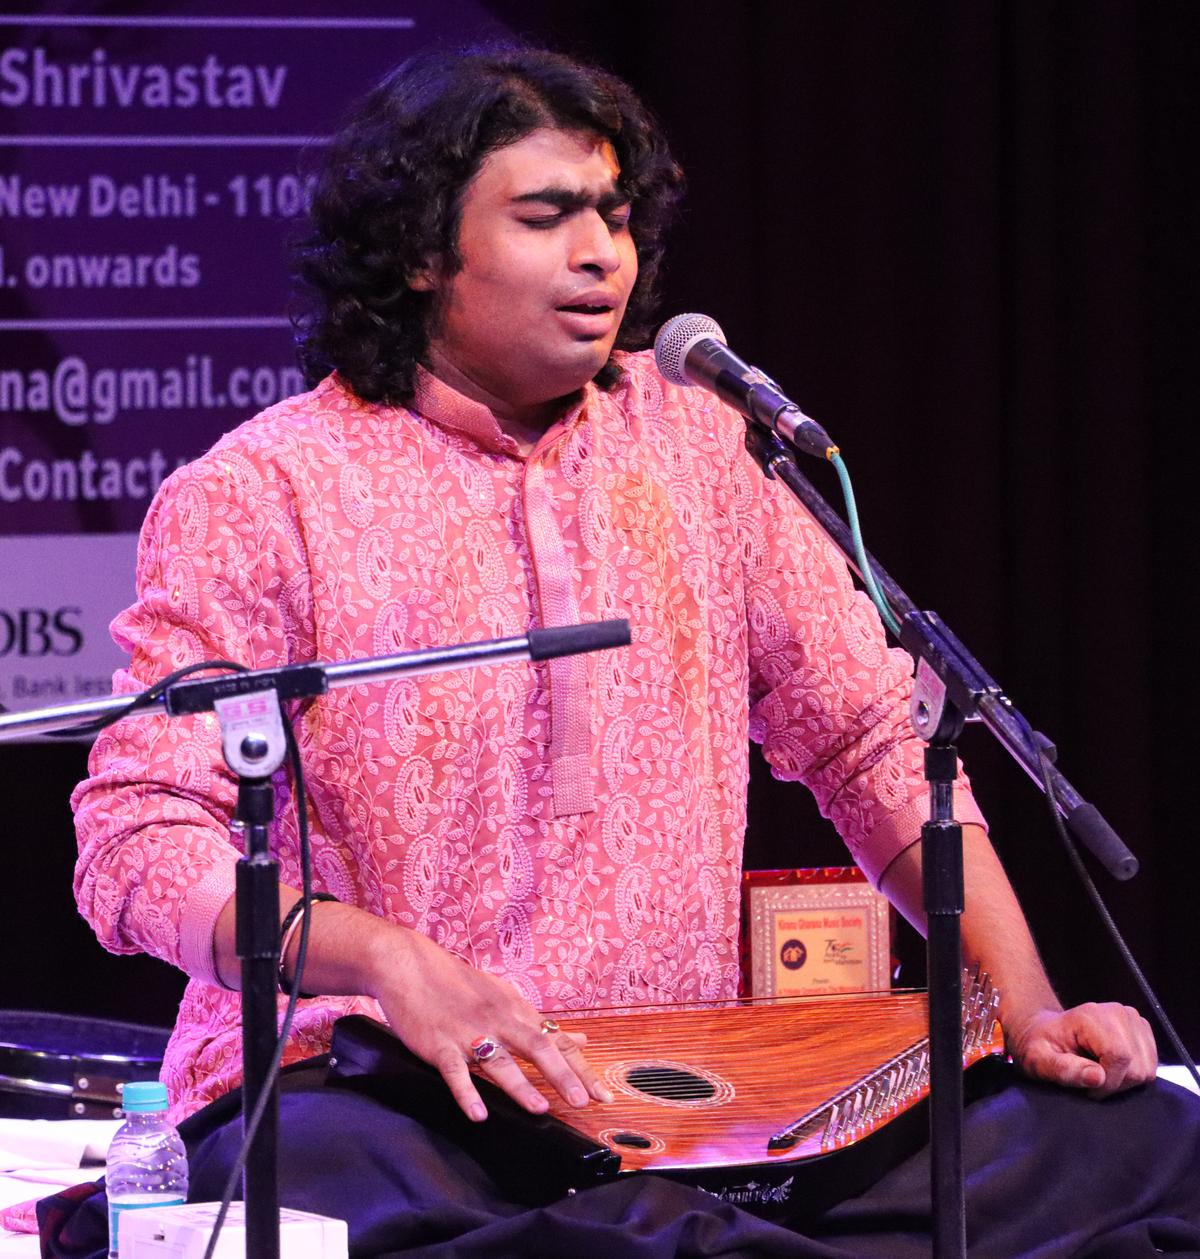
[40,1063,1200,1258]
[34,1180,105,1259]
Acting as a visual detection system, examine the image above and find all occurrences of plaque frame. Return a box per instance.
[741,867,893,998]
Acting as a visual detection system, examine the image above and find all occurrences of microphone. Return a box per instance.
[653,313,837,460]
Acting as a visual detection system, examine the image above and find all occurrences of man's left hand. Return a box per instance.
[1005,1003,1158,1097]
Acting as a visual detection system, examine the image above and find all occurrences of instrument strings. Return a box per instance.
[543,991,940,1097]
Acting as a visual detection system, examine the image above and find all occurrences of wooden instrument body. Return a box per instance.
[329,984,1005,1217]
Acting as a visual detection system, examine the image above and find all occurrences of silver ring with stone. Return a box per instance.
[470,1035,500,1064]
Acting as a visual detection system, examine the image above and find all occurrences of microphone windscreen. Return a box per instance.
[654,313,726,385]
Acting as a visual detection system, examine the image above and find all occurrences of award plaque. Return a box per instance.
[740,867,893,997]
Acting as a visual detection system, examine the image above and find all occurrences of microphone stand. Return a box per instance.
[741,425,1137,1259]
[0,619,630,1259]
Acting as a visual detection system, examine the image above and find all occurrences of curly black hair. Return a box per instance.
[292,43,685,404]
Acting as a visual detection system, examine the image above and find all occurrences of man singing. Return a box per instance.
[72,43,1199,1257]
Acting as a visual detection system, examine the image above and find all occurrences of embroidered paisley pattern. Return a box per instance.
[73,352,984,1120]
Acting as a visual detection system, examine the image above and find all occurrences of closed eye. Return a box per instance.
[512,186,632,231]
[519,213,567,229]
[519,206,631,231]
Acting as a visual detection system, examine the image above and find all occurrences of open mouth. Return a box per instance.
[558,303,614,315]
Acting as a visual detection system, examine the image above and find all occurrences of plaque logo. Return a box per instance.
[779,938,807,971]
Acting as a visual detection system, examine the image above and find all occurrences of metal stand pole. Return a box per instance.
[923,735,966,1259]
[214,691,293,1259]
[233,778,281,1259]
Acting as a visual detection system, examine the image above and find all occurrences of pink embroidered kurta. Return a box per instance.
[72,351,985,1119]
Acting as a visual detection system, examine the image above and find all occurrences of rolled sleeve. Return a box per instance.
[740,454,987,883]
[72,449,310,984]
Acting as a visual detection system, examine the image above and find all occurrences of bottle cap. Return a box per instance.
[120,1081,169,1112]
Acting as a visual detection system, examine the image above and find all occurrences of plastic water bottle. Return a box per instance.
[106,1080,188,1258]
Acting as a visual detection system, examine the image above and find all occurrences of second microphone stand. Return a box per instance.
[0,620,631,1259]
[741,425,1137,1259]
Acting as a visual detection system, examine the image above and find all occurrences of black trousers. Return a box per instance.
[171,1062,1200,1258]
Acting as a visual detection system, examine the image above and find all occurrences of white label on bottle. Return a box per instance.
[109,1194,186,1255]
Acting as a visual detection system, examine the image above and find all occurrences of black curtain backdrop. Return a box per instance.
[6,1,1198,1057]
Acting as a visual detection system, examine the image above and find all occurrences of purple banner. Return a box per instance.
[0,1,507,722]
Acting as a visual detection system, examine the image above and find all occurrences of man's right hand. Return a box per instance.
[363,920,613,1121]
[220,890,613,1122]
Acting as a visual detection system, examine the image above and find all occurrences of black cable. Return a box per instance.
[42,659,249,739]
[1006,708,1200,1092]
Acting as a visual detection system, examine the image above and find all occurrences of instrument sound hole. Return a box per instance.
[611,1131,654,1149]
[624,1065,717,1101]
